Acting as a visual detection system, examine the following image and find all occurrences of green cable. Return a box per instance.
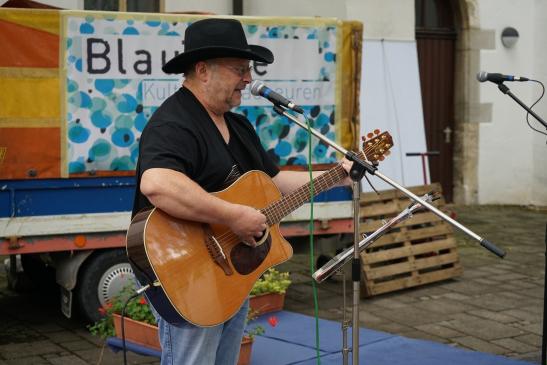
[305,116,321,364]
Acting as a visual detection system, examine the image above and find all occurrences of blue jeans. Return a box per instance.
[152,299,249,365]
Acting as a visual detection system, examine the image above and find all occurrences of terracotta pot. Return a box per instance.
[113,314,253,363]
[237,336,253,365]
[249,292,285,315]
[112,314,161,351]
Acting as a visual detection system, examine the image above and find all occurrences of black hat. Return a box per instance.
[162,18,274,74]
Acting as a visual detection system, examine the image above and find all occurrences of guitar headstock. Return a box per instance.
[361,129,394,162]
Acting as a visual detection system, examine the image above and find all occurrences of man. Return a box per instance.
[132,18,351,364]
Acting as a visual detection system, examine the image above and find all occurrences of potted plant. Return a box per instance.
[240,309,279,365]
[239,308,265,365]
[88,285,276,365]
[249,268,292,315]
[88,285,160,350]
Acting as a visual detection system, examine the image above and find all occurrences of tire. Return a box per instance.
[76,249,135,323]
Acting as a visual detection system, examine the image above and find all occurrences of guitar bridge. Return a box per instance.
[204,225,233,276]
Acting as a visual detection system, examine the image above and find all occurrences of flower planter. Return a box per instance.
[112,314,161,351]
[249,292,285,315]
[237,336,253,365]
[113,313,253,364]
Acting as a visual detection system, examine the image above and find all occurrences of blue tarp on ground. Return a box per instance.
[107,310,534,365]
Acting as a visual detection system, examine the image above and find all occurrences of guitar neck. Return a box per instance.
[261,162,349,226]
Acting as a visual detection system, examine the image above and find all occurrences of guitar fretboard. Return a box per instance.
[259,131,390,226]
[261,162,348,226]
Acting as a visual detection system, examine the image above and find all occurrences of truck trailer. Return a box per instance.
[0,8,362,322]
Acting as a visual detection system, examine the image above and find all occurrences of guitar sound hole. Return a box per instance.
[230,236,271,275]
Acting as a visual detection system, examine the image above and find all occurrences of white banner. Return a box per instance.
[63,14,339,173]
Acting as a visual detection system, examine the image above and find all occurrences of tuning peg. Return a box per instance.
[378,156,385,161]
[384,151,391,156]
[367,132,373,139]
[374,129,380,135]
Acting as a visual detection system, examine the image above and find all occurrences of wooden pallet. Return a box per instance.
[359,183,462,297]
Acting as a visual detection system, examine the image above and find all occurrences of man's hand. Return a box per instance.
[340,157,353,186]
[227,204,268,247]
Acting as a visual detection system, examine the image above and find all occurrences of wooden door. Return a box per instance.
[415,0,457,201]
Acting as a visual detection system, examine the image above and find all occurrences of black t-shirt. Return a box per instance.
[132,86,280,217]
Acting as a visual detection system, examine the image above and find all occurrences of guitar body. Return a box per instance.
[126,170,293,327]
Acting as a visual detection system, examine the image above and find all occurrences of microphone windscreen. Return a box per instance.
[477,71,488,82]
[250,80,263,96]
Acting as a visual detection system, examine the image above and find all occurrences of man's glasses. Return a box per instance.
[223,65,253,77]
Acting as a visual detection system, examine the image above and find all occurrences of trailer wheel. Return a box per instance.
[76,249,135,323]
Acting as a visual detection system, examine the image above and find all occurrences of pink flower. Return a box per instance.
[267,316,278,327]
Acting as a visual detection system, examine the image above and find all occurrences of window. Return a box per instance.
[415,0,454,31]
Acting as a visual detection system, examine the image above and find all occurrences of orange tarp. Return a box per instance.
[0,128,61,178]
[0,8,61,179]
[0,18,58,68]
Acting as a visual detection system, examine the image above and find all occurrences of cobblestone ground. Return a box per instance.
[280,205,547,364]
[0,205,546,364]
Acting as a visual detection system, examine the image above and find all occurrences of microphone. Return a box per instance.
[250,80,304,114]
[477,71,529,83]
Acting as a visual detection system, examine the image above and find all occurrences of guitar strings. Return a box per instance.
[210,166,348,249]
[210,139,384,250]
[211,140,382,249]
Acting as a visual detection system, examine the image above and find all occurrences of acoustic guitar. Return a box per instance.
[126,130,393,326]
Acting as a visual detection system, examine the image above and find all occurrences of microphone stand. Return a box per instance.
[497,83,547,130]
[543,224,547,365]
[272,104,506,365]
[495,82,547,363]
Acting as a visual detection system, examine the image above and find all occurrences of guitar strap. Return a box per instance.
[221,163,242,189]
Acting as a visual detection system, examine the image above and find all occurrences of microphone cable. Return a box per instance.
[121,284,151,365]
[526,79,547,138]
[303,111,322,364]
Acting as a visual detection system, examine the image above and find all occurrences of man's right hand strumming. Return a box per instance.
[227,204,268,247]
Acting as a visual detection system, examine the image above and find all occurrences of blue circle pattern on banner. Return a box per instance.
[65,16,338,172]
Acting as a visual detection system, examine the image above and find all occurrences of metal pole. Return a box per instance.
[342,271,350,364]
[542,223,547,364]
[352,180,361,364]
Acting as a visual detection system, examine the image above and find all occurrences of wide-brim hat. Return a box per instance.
[162,18,274,74]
